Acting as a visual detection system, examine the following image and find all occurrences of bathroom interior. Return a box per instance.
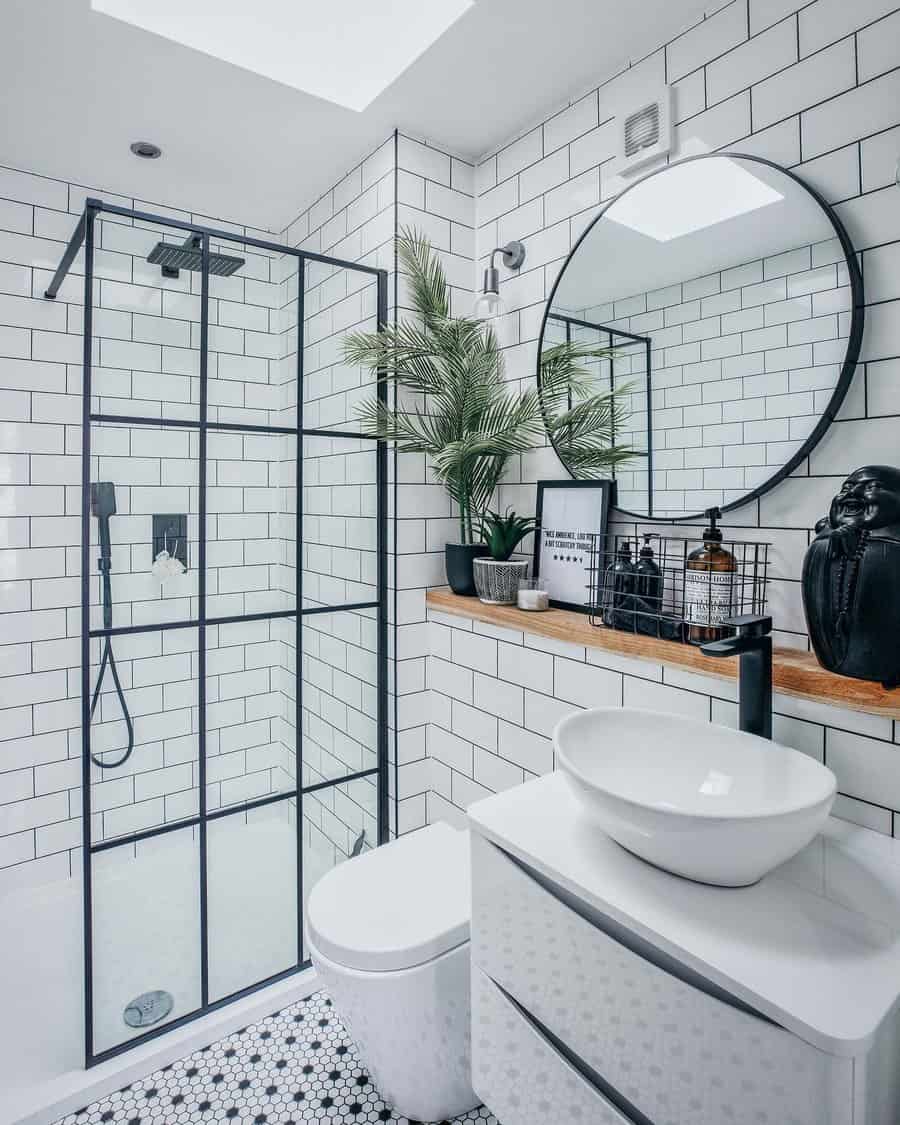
[2,1,900,1123]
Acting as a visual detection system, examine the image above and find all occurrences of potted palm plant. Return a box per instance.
[343,229,639,596]
[473,509,536,604]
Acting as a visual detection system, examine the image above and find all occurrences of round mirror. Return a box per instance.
[539,153,863,520]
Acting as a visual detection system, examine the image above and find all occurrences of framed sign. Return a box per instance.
[533,480,614,612]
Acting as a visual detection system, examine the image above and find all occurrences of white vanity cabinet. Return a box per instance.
[468,773,900,1125]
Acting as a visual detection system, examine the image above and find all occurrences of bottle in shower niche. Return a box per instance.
[684,508,736,645]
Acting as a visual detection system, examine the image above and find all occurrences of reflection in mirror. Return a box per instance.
[541,154,860,519]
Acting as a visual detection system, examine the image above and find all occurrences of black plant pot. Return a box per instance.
[445,543,489,597]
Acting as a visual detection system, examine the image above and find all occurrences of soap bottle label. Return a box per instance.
[684,570,733,624]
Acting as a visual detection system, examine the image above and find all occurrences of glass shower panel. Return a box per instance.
[88,627,200,846]
[302,434,378,608]
[203,233,295,430]
[92,213,203,422]
[91,825,201,1055]
[88,421,199,630]
[205,616,296,813]
[206,429,295,618]
[301,775,378,956]
[65,197,387,1064]
[301,608,378,787]
[207,802,298,1002]
[303,264,380,432]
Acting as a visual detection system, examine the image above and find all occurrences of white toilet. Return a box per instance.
[306,823,477,1122]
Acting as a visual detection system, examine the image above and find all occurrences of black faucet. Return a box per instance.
[700,614,773,739]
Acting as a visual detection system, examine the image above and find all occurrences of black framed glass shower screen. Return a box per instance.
[75,199,389,1066]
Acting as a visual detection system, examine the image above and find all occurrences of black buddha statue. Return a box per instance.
[802,466,900,689]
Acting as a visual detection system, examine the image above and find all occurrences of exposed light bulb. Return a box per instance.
[472,240,526,322]
[473,288,505,321]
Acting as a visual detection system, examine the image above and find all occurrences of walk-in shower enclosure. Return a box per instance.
[44,198,389,1066]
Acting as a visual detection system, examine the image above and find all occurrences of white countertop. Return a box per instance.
[467,771,900,1057]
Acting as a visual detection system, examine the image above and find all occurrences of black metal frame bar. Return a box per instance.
[537,152,865,523]
[53,199,389,1067]
[547,312,654,517]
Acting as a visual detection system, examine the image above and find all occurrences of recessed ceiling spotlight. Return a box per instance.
[130,141,162,159]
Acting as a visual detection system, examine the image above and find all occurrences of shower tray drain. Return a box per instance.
[123,989,174,1028]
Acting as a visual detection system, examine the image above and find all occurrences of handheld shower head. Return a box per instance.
[91,480,117,521]
[91,481,116,565]
[88,479,135,767]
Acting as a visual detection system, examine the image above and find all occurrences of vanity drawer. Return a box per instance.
[473,966,639,1125]
[471,834,854,1125]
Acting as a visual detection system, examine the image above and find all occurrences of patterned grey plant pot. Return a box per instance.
[473,559,530,605]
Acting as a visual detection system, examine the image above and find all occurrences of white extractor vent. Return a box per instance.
[619,86,672,174]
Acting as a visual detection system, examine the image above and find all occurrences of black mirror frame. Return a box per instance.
[536,151,866,522]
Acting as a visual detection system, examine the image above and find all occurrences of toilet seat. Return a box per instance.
[306,823,470,973]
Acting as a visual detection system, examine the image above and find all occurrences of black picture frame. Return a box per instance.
[535,151,865,523]
[533,480,615,613]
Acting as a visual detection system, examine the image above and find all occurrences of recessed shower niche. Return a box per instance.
[44,198,390,1064]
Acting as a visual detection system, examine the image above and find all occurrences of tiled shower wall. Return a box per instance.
[276,132,479,843]
[424,0,900,837]
[0,175,315,889]
[0,129,476,888]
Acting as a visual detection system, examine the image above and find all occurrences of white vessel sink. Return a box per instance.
[554,707,836,886]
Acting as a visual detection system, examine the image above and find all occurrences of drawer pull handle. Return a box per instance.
[499,843,776,1028]
[494,976,656,1125]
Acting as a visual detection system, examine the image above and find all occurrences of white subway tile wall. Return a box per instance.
[420,0,900,836]
[276,130,477,848]
[0,143,405,888]
[428,611,900,835]
[3,0,900,878]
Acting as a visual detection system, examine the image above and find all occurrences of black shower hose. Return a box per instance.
[89,558,135,769]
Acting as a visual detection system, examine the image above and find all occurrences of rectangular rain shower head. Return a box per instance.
[147,234,245,279]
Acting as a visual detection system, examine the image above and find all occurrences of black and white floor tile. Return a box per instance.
[57,993,499,1125]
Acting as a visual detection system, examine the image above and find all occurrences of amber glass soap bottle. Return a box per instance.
[684,508,736,645]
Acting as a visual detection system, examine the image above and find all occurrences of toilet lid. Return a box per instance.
[306,823,470,973]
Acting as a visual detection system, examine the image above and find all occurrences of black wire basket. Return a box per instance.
[587,531,770,645]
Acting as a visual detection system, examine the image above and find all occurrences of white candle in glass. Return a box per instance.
[518,581,549,611]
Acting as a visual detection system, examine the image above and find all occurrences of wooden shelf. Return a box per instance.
[425,588,900,720]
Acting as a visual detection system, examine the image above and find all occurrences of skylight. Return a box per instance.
[90,0,474,111]
[607,157,784,242]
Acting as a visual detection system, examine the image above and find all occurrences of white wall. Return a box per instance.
[424,0,900,838]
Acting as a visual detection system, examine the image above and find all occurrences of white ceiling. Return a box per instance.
[2,0,709,232]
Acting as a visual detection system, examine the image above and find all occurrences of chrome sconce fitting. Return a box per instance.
[473,240,526,321]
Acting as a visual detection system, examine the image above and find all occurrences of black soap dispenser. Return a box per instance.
[635,534,662,611]
[602,539,636,631]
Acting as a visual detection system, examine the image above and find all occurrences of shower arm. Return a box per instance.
[44,209,87,300]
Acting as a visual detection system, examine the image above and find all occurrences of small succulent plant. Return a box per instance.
[479,509,538,562]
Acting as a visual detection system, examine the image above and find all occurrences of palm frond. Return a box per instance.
[397,226,448,327]
[346,230,642,542]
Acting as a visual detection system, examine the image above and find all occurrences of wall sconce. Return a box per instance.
[473,240,526,321]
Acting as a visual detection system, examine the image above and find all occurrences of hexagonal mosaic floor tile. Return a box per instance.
[57,992,499,1125]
